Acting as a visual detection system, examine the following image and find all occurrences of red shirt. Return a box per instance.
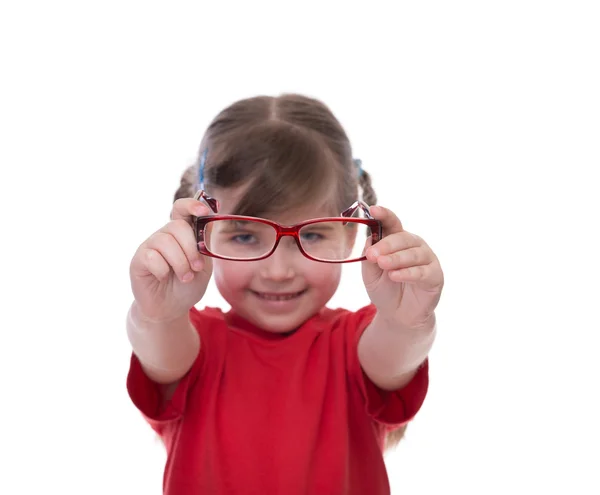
[127,304,429,495]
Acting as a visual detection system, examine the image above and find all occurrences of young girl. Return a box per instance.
[126,94,443,494]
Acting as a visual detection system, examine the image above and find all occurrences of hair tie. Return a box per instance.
[353,158,364,177]
[198,148,208,191]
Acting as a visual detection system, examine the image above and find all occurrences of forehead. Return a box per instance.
[213,185,341,224]
[265,205,339,225]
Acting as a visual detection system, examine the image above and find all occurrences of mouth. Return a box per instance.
[251,289,307,302]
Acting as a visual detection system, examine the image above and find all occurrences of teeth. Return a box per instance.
[258,292,302,301]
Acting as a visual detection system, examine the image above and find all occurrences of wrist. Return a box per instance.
[373,311,436,334]
[128,301,190,333]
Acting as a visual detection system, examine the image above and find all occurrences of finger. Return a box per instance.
[170,198,211,223]
[376,246,433,271]
[146,232,196,282]
[369,205,404,236]
[159,219,205,272]
[366,231,422,259]
[141,248,171,281]
[388,261,444,288]
[388,264,431,283]
[131,245,171,281]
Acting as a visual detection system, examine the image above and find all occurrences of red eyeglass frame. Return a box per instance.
[192,190,383,263]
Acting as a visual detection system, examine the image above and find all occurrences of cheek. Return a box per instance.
[303,261,342,291]
[213,260,254,292]
[345,229,358,251]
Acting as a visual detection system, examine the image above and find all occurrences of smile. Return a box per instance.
[252,290,307,301]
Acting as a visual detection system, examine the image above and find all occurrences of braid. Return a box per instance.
[384,425,407,450]
[173,165,197,203]
[359,168,377,206]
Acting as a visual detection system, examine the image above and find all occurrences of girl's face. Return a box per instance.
[210,189,346,333]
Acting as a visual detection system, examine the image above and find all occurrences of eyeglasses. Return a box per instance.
[192,190,382,263]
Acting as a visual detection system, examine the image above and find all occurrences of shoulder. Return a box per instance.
[315,304,377,334]
[190,305,227,327]
[189,306,230,349]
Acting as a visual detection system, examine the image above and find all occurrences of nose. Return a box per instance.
[259,238,299,281]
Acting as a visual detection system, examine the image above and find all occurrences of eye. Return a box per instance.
[300,232,324,243]
[231,234,257,244]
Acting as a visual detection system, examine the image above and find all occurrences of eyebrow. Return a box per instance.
[302,223,337,231]
[217,220,261,231]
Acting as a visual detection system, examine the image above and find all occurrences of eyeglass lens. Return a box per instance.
[203,219,372,261]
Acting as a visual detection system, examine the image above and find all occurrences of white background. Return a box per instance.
[1,1,599,493]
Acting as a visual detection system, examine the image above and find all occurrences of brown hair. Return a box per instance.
[175,93,405,449]
[174,94,377,215]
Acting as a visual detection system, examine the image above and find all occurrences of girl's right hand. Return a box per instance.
[129,198,213,323]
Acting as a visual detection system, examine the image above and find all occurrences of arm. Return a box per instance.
[127,300,200,386]
[358,313,435,391]
[360,205,443,391]
[127,197,213,388]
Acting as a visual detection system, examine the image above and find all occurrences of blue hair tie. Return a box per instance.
[198,148,208,191]
[353,158,364,177]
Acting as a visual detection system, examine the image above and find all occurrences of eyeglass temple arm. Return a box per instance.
[341,200,374,219]
[193,190,220,214]
[193,194,371,219]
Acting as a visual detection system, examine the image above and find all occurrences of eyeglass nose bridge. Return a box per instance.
[278,225,299,235]
[270,225,305,253]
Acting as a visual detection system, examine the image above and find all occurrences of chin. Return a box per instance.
[250,312,312,334]
[232,288,320,333]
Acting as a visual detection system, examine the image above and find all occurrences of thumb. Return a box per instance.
[200,253,213,280]
[191,247,213,284]
[369,205,404,236]
[361,236,383,289]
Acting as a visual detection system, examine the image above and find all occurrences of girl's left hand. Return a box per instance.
[362,205,444,329]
